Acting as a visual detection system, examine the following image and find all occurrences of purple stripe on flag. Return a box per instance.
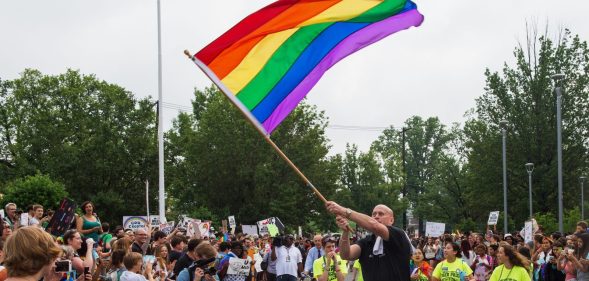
[262,8,424,133]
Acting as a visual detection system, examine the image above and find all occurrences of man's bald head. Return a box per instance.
[372,204,394,226]
[313,234,322,248]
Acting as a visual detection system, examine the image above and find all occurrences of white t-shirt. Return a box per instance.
[275,245,302,277]
[120,271,147,281]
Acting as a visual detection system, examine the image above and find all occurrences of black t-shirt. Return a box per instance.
[169,250,183,263]
[173,252,195,278]
[131,242,143,253]
[356,225,412,281]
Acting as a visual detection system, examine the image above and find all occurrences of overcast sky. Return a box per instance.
[2,1,588,155]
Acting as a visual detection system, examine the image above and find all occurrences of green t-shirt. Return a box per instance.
[489,265,530,281]
[313,255,348,281]
[433,259,473,281]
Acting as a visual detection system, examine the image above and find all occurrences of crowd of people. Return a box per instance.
[0,200,588,281]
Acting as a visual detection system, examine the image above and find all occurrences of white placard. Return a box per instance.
[123,216,148,230]
[524,221,533,243]
[228,216,236,229]
[227,257,251,276]
[487,211,500,225]
[257,217,275,236]
[197,221,211,237]
[425,222,445,237]
[242,225,258,236]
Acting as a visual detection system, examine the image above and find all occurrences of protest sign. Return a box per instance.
[425,222,445,237]
[267,224,279,237]
[257,217,284,236]
[123,216,149,230]
[197,220,211,237]
[47,198,77,237]
[488,211,500,225]
[524,220,533,243]
[227,257,251,276]
[228,216,236,229]
[242,225,258,236]
[123,216,160,230]
[159,221,175,234]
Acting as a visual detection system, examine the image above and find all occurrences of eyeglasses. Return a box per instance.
[322,236,337,244]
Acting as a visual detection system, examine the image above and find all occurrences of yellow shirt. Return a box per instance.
[489,265,531,281]
[353,260,363,281]
[313,255,348,281]
[433,259,473,281]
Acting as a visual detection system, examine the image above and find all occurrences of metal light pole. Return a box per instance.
[581,176,587,220]
[551,73,565,233]
[525,163,534,218]
[157,0,166,223]
[500,120,508,234]
[401,127,408,230]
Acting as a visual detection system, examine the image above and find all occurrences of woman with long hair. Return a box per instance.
[556,237,578,281]
[410,248,431,281]
[432,243,474,281]
[533,236,553,281]
[569,233,589,281]
[489,243,530,281]
[424,237,437,267]
[462,240,476,266]
[154,245,171,281]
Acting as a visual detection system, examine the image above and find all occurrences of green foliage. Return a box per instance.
[0,69,158,224]
[463,29,589,230]
[165,86,339,231]
[1,173,68,210]
[535,208,581,234]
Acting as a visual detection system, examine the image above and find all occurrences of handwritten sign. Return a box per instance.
[227,257,251,276]
[524,220,533,243]
[425,222,445,237]
[487,211,500,225]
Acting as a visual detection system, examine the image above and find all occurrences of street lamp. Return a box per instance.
[525,163,534,218]
[500,120,508,234]
[581,176,587,220]
[551,73,565,233]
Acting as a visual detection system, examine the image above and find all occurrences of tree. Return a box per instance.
[373,116,461,229]
[1,173,68,211]
[165,86,340,231]
[0,69,158,224]
[463,28,589,230]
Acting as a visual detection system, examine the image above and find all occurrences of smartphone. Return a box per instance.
[568,248,575,255]
[143,255,156,264]
[84,266,90,275]
[55,260,72,273]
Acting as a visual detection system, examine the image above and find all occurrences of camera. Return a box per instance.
[55,260,72,273]
[188,257,217,275]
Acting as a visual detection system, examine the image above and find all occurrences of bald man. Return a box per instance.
[326,202,412,281]
[304,234,325,277]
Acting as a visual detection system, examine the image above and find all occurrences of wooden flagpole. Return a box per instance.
[184,50,328,204]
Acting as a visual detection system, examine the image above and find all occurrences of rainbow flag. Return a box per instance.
[193,0,424,134]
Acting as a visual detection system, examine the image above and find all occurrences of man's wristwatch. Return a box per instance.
[345,208,352,218]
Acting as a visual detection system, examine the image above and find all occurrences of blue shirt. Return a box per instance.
[304,247,325,273]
